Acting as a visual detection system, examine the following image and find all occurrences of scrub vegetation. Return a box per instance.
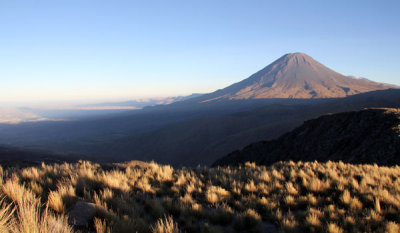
[0,160,400,232]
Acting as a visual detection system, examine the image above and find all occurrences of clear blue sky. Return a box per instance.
[1,0,399,105]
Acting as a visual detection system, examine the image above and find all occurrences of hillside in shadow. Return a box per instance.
[214,107,400,167]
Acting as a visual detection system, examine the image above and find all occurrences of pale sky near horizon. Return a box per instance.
[0,0,399,106]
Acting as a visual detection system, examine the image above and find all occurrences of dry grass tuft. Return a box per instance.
[327,223,343,233]
[306,212,321,227]
[206,185,230,204]
[386,221,400,233]
[150,215,180,233]
[48,191,64,213]
[94,217,111,233]
[0,197,15,233]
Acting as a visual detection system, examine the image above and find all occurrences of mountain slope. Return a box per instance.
[198,53,394,101]
[213,107,400,167]
[75,89,400,167]
[0,145,81,166]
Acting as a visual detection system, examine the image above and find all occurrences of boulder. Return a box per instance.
[68,201,98,227]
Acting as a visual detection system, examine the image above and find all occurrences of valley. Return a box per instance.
[0,53,398,167]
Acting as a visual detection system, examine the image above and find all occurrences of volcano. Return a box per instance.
[200,53,395,101]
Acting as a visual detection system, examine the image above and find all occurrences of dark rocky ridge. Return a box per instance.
[213,108,400,167]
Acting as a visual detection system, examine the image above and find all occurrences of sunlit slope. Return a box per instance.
[197,53,395,101]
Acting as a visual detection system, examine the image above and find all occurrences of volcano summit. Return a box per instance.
[200,53,394,101]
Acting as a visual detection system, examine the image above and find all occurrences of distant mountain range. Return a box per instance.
[213,108,400,167]
[196,53,395,101]
[79,93,203,108]
[3,94,203,122]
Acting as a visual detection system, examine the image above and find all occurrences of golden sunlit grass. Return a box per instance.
[150,215,180,233]
[0,160,400,232]
[48,190,64,213]
[0,189,72,233]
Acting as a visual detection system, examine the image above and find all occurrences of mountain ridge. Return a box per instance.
[213,107,400,167]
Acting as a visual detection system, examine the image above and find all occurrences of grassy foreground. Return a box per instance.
[0,160,400,233]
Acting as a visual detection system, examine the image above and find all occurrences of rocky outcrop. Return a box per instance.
[68,201,99,227]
